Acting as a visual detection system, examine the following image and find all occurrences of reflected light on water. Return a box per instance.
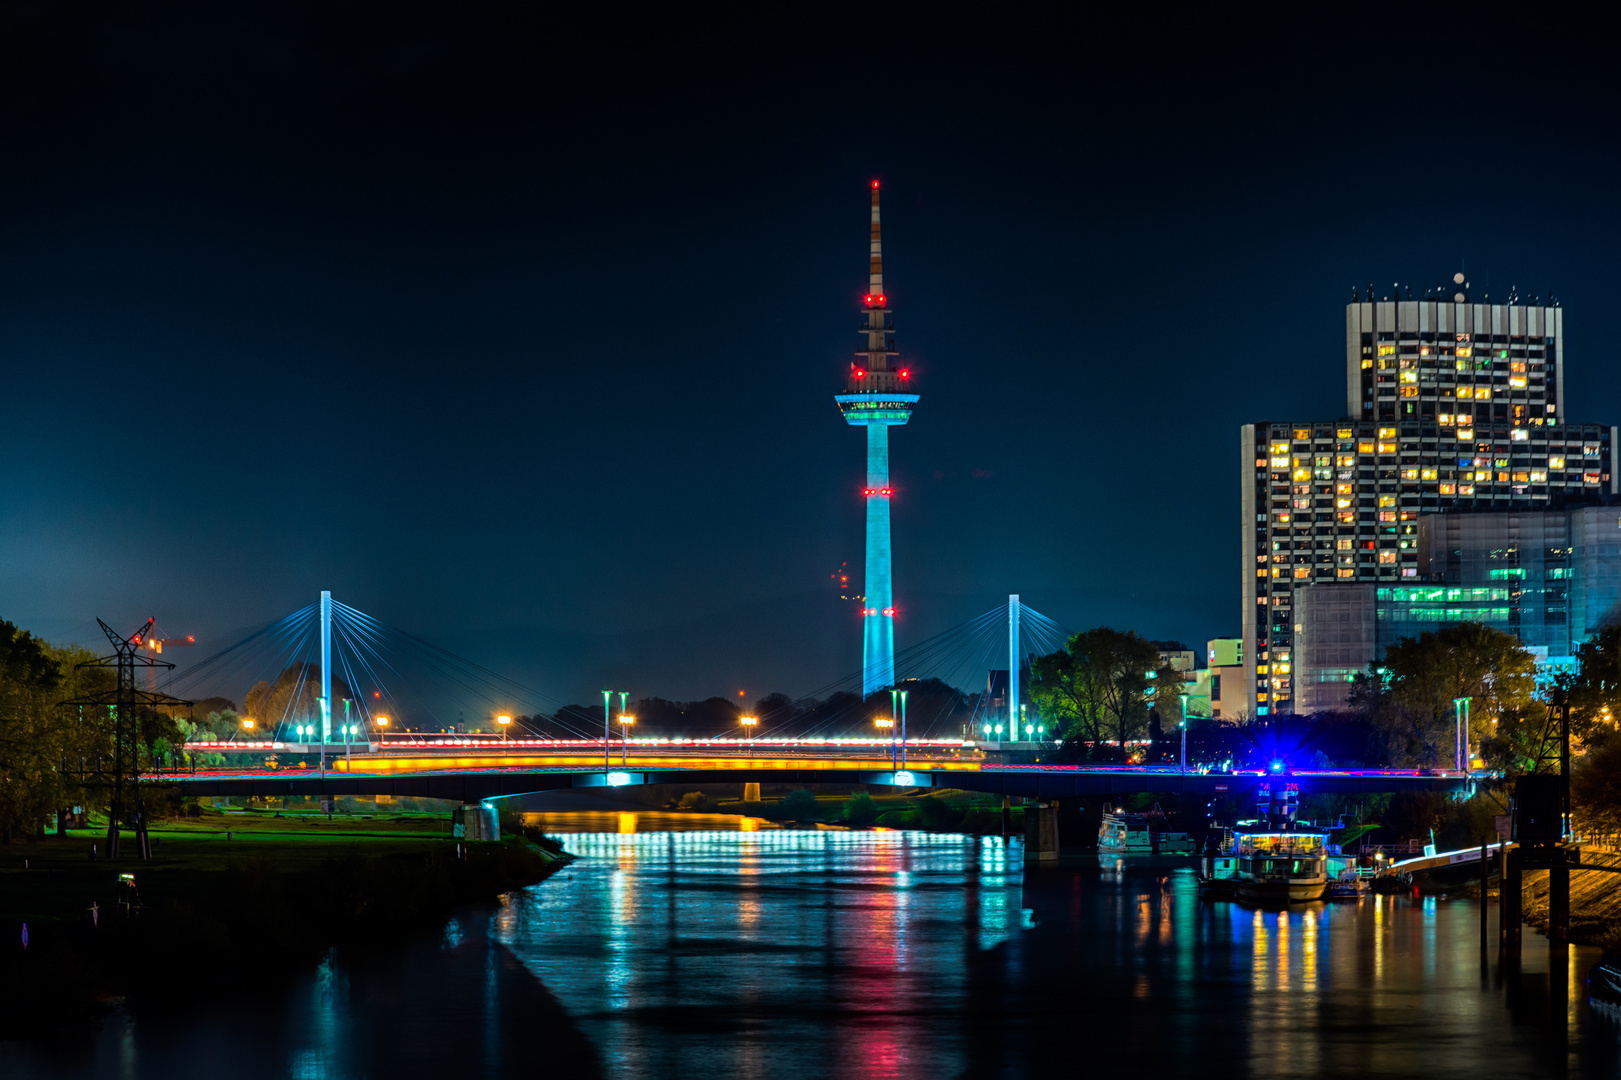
[8,826,1616,1080]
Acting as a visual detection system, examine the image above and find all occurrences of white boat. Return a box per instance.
[1198,828,1239,897]
[1233,826,1329,903]
[1098,811,1153,854]
[1099,810,1197,856]
[1326,866,1368,899]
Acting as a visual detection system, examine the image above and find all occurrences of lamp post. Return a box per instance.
[739,714,758,746]
[1019,703,1027,745]
[601,691,626,773]
[875,716,895,769]
[1179,692,1188,774]
[619,715,635,766]
[1453,697,1471,773]
[899,690,908,769]
[376,716,389,744]
[497,714,512,742]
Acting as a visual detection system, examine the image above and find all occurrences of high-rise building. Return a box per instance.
[1241,286,1618,717]
[1294,503,1621,711]
[836,181,918,695]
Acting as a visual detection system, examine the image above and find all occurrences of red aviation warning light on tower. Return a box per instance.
[834,181,918,696]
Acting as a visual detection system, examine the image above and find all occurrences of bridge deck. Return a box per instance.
[165,755,1471,802]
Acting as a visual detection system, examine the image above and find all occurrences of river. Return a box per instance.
[5,814,1618,1078]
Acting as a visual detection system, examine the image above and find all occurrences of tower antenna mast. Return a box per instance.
[835,180,919,696]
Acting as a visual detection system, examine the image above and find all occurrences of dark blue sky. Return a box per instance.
[3,6,1618,709]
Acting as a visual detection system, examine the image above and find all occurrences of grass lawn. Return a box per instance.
[0,808,466,925]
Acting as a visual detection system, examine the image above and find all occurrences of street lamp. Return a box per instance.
[241,717,255,732]
[376,716,389,743]
[602,691,627,774]
[899,690,908,769]
[875,716,896,769]
[497,714,512,742]
[1453,697,1471,773]
[1019,704,1027,744]
[1179,692,1188,774]
[739,715,758,747]
[619,715,635,766]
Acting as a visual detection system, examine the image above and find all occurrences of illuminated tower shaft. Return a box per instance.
[863,424,895,690]
[835,181,917,696]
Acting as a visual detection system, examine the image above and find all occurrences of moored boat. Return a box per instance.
[1326,866,1369,899]
[1389,842,1504,895]
[1198,828,1239,897]
[1099,808,1198,856]
[1233,825,1329,903]
[1098,810,1153,854]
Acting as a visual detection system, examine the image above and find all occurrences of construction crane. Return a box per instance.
[135,627,195,693]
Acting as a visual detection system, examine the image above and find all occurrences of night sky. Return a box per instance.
[4,6,1619,707]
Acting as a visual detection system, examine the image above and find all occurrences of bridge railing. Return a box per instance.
[1347,840,1429,858]
[1575,830,1621,854]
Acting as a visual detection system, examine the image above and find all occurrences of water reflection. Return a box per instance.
[523,810,779,833]
[5,826,1620,1079]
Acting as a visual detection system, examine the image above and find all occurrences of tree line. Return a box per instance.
[0,619,196,842]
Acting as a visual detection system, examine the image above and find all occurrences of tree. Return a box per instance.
[780,788,818,820]
[841,790,880,826]
[1350,622,1536,768]
[0,622,117,841]
[750,692,796,727]
[1563,624,1621,752]
[244,664,352,737]
[1029,627,1162,749]
[890,677,973,738]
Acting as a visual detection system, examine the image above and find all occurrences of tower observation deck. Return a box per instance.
[835,181,918,696]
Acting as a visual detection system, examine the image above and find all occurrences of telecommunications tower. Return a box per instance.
[835,181,919,696]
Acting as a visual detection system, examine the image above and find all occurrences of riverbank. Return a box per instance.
[1519,847,1621,951]
[0,811,571,1037]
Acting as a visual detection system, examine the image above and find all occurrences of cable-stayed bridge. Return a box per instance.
[160,591,1471,807]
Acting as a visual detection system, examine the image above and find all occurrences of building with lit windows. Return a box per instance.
[836,181,918,696]
[1293,504,1621,711]
[1241,287,1618,716]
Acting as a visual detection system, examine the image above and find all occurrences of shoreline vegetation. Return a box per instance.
[0,803,571,1037]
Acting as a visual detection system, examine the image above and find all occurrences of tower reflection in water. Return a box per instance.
[496,824,1022,1080]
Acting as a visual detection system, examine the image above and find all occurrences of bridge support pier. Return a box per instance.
[1023,802,1058,862]
[454,803,499,842]
[742,782,761,804]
